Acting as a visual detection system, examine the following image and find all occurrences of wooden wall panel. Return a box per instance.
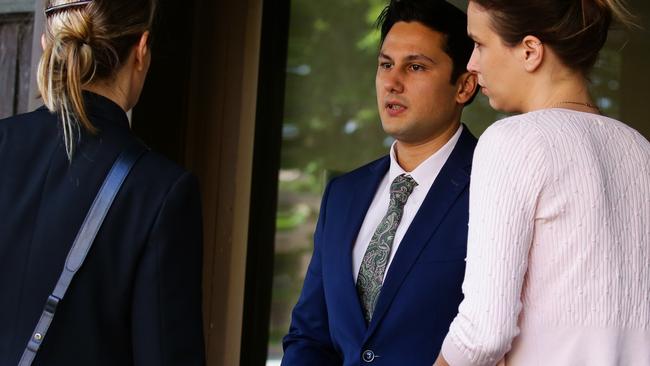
[0,0,36,14]
[16,15,32,113]
[0,18,19,118]
[0,13,33,119]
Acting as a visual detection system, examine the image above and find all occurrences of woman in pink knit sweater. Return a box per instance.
[435,1,650,365]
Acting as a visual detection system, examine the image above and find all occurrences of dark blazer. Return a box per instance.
[0,93,205,365]
[282,127,477,366]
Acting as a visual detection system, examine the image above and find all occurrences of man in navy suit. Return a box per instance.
[282,0,479,365]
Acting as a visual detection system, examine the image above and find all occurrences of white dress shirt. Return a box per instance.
[352,125,463,282]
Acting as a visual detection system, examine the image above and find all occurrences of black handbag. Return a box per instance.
[18,145,146,366]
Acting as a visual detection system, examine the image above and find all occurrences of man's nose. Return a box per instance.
[383,70,404,94]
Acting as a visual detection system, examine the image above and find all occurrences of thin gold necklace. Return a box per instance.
[552,101,600,112]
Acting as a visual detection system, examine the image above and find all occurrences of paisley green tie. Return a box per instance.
[356,173,418,323]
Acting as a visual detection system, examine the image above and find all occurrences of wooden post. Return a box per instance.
[183,0,262,364]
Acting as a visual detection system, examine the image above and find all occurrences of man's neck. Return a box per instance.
[394,122,461,172]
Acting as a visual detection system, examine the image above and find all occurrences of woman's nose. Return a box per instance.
[467,48,480,74]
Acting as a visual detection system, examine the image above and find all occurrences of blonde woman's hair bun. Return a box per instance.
[38,0,156,158]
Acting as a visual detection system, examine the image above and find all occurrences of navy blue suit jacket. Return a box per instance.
[0,93,205,365]
[282,127,477,366]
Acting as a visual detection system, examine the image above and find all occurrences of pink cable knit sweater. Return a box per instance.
[441,109,650,366]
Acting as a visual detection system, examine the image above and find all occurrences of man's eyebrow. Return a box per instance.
[404,54,436,64]
[378,52,393,60]
[378,52,435,64]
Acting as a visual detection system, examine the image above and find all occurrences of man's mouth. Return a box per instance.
[385,102,407,117]
[388,103,404,110]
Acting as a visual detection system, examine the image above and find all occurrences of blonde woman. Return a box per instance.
[0,1,204,364]
[435,0,650,365]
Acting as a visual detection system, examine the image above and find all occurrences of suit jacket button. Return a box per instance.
[362,350,375,363]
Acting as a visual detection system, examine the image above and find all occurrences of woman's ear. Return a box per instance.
[521,35,543,72]
[134,31,150,72]
[456,71,478,104]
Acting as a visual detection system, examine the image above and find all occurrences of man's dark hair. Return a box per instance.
[377,0,477,104]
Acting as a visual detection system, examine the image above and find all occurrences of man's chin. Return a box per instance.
[381,126,406,141]
[381,118,409,134]
[382,128,414,145]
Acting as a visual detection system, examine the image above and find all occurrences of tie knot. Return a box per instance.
[390,174,417,204]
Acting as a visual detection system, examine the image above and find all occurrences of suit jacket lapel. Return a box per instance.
[332,156,390,331]
[364,127,476,338]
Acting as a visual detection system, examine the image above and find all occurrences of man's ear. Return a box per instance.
[521,35,543,72]
[134,31,150,72]
[456,71,478,104]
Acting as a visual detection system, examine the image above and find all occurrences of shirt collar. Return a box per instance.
[388,124,463,188]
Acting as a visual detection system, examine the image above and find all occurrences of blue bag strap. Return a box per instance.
[18,145,146,366]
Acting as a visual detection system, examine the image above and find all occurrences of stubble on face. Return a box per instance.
[376,22,462,148]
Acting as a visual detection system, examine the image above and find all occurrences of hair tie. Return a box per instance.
[44,0,93,17]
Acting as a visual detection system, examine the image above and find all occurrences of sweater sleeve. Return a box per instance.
[441,118,550,366]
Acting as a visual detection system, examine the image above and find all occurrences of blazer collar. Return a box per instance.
[35,91,130,132]
[83,91,131,131]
